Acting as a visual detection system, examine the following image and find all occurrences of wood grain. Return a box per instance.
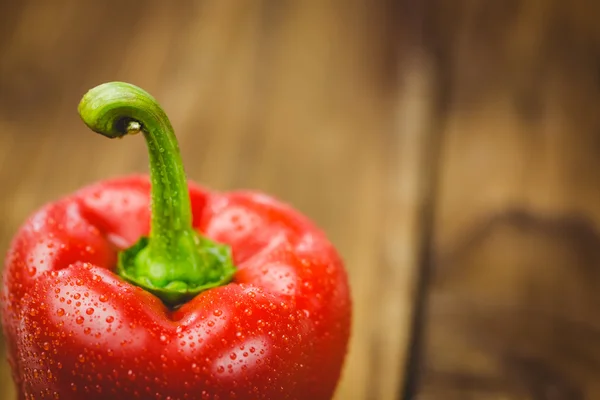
[412,0,600,398]
[0,1,425,399]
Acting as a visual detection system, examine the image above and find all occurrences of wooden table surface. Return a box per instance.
[2,1,600,399]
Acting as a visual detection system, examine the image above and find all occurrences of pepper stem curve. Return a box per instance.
[78,82,235,306]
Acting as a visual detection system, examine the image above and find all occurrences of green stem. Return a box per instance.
[78,82,235,306]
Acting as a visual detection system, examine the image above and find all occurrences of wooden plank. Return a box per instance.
[0,1,428,399]
[380,54,438,400]
[414,0,600,398]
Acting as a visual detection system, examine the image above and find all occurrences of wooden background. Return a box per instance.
[2,1,600,399]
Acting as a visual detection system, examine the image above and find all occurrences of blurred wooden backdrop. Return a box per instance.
[2,1,600,399]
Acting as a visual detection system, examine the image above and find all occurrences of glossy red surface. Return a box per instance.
[1,176,351,400]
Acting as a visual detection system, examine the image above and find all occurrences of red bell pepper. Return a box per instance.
[1,82,351,399]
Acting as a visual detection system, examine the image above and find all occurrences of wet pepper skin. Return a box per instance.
[1,176,351,400]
